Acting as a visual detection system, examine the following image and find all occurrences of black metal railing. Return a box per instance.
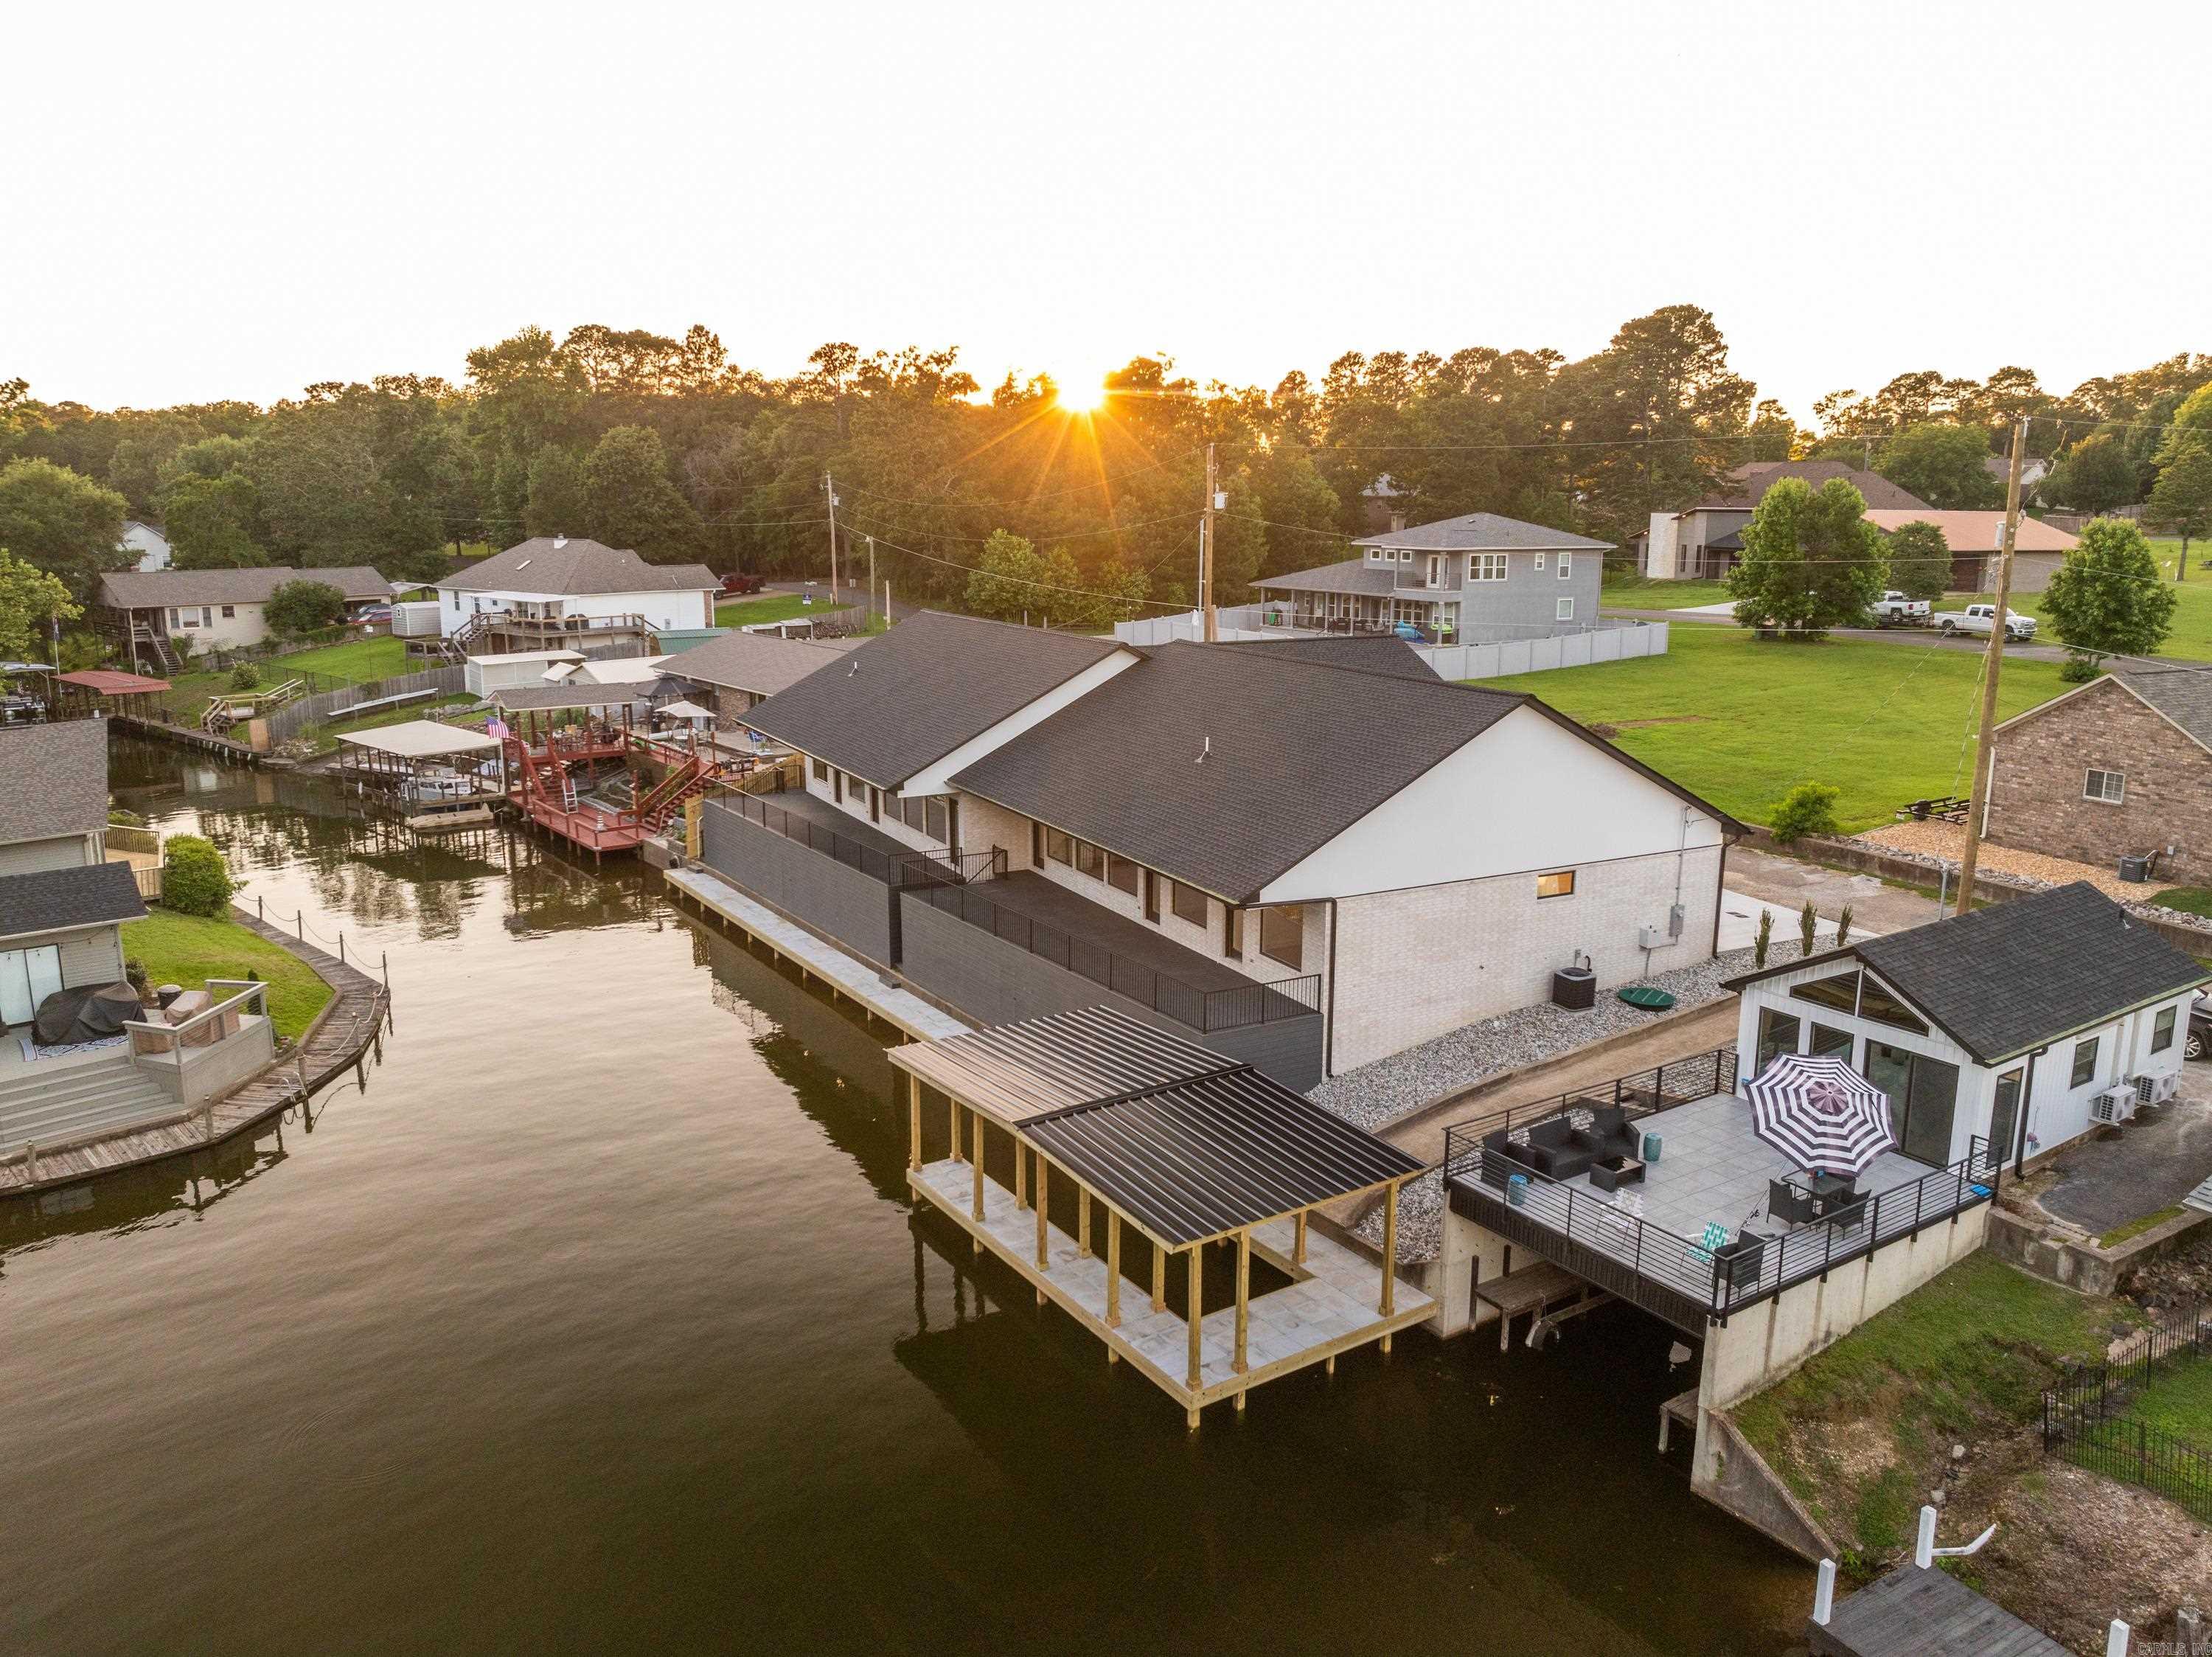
[1441,1052,1999,1324]
[2043,1307,2212,1521]
[712,793,976,889]
[904,880,1321,1035]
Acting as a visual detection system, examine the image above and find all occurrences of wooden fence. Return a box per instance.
[264,665,470,743]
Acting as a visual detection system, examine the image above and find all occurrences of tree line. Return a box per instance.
[1,309,2208,660]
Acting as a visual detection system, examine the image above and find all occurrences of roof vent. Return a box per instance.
[552,535,568,549]
[515,558,530,570]
[1196,735,1211,765]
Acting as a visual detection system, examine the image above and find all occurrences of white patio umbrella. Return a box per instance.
[1746,1054,1896,1177]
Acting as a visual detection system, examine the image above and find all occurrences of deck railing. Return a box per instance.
[712,791,975,889]
[1439,1049,1739,1178]
[902,879,1321,1035]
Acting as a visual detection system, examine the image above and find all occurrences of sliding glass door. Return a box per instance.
[0,945,64,1027]
[1865,1041,1961,1167]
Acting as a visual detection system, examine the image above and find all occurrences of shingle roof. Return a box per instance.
[97,566,389,608]
[0,719,110,844]
[950,640,1524,902]
[0,860,147,941]
[1353,512,1613,552]
[1728,883,2210,1064]
[2117,667,2212,748]
[741,612,1129,789]
[1250,560,1396,595]
[489,684,656,712]
[663,629,860,696]
[1862,510,2079,552]
[1215,635,1439,681]
[1692,462,1930,513]
[439,538,718,597]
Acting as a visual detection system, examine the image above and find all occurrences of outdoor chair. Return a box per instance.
[1767,1178,1818,1226]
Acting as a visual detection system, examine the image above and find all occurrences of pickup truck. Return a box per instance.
[1933,602,2037,641]
[1869,591,1931,627]
[718,572,768,596]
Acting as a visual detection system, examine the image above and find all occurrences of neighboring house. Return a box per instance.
[1251,512,1613,642]
[1860,510,2079,594]
[462,650,585,698]
[1985,453,2051,494]
[96,566,390,667]
[0,720,145,1029]
[1986,668,2212,882]
[716,613,1736,1086]
[660,629,862,728]
[434,538,717,656]
[1727,882,2208,1174]
[120,521,172,572]
[1637,462,1930,579]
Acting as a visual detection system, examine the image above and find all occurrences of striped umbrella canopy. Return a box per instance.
[1746,1053,1896,1177]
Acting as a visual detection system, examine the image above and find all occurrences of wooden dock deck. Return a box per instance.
[1472,1260,1598,1350]
[0,909,390,1198]
[1809,1563,2067,1656]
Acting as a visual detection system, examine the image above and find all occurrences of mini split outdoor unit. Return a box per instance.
[2089,1087,2139,1128]
[2135,1072,2180,1108]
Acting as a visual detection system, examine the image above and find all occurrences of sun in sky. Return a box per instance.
[1055,373,1108,414]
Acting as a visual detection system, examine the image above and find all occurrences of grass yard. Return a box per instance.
[1954,538,2212,661]
[1732,1253,2126,1554]
[2152,887,2212,920]
[1600,574,1736,608]
[713,591,853,628]
[2119,1356,2212,1445]
[1469,622,2069,830]
[121,909,333,1041]
[275,634,408,684]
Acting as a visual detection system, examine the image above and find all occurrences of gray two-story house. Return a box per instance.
[1251,512,1611,642]
[0,719,145,1029]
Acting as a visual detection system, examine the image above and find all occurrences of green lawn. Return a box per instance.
[121,909,333,1041]
[713,591,853,628]
[1953,539,2212,661]
[1601,574,1736,608]
[1471,623,2070,830]
[2121,1357,2212,1444]
[2152,887,2212,919]
[276,634,408,684]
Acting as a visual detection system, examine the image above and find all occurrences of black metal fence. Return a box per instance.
[2044,1307,2212,1521]
[714,791,980,889]
[904,880,1321,1035]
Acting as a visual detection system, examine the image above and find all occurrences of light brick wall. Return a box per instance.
[1329,844,1721,1072]
[1988,678,2212,880]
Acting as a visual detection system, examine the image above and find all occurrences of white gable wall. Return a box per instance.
[437,585,711,637]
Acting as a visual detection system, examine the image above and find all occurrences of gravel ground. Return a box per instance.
[1857,821,2212,933]
[1309,940,1809,1135]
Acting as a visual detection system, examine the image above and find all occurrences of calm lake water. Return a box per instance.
[1,739,1811,1655]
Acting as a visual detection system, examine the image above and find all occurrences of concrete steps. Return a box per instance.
[0,1054,180,1150]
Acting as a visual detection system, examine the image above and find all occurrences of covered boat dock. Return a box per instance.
[891,1004,1429,1427]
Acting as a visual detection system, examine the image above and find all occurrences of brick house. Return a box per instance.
[1986,669,2212,882]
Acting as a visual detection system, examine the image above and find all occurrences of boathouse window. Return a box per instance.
[2154,1006,2179,1052]
[1045,827,1073,866]
[925,796,950,846]
[1171,880,1207,927]
[1756,1009,1800,1074]
[1075,840,1105,880]
[1535,869,1575,899]
[811,757,829,784]
[1790,970,1861,1015]
[1259,904,1304,970]
[221,605,236,618]
[2070,1036,2101,1090]
[1223,906,1244,959]
[1107,854,1140,897]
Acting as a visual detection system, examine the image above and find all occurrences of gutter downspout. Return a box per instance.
[1711,826,1739,959]
[1324,897,1339,1080]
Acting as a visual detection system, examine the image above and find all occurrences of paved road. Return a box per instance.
[1602,605,2079,664]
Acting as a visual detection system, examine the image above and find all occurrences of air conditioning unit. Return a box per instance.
[2135,1072,2180,1108]
[2090,1088,2138,1127]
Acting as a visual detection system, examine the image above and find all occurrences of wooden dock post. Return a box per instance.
[971,1110,984,1223]
[1151,1243,1166,1313]
[1077,1189,1091,1258]
[949,1091,962,1163]
[1379,1182,1399,1317]
[1186,1248,1204,1420]
[1105,1212,1121,1329]
[1234,1229,1251,1375]
[907,1074,920,1172]
[1295,1209,1309,1265]
[1035,1159,1049,1271]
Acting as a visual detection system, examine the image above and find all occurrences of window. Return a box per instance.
[1144,871,1160,923]
[1756,1009,1801,1074]
[1558,551,1572,579]
[902,794,927,833]
[1865,1041,1960,1166]
[1397,548,1412,563]
[1791,970,1861,1014]
[1535,869,1575,900]
[1555,597,1574,621]
[1857,976,1929,1036]
[2154,1005,2179,1052]
[1223,906,1244,959]
[1045,827,1073,866]
[1471,554,1507,582]
[1259,904,1304,970]
[2070,1035,2101,1089]
[1810,1024,1854,1060]
[832,771,844,805]
[1075,840,1105,880]
[869,786,880,823]
[812,757,829,784]
[925,796,950,846]
[1172,880,1207,926]
[1107,855,1140,897]
[1534,553,1546,572]
[2084,769,2125,805]
[1032,822,1044,866]
[220,604,236,618]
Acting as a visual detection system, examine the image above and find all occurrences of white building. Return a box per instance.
[0,720,142,1026]
[435,538,717,653]
[462,650,585,698]
[120,521,172,572]
[97,566,390,664]
[1725,882,2208,1173]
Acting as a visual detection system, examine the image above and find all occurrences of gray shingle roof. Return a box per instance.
[2117,667,2212,749]
[664,629,860,696]
[1215,636,1439,681]
[1692,462,1930,513]
[439,538,718,597]
[0,720,109,844]
[1352,513,1613,553]
[1728,883,2211,1065]
[0,859,147,941]
[1251,560,1396,595]
[490,684,658,712]
[950,640,1524,902]
[741,612,1129,790]
[97,566,390,609]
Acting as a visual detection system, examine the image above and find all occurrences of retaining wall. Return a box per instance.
[697,799,895,966]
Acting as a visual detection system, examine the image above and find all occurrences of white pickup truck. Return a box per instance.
[1933,602,2038,641]
[1869,591,1931,626]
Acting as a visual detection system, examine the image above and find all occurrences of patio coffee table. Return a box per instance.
[1589,1155,1646,1194]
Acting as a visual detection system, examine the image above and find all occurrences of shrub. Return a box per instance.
[1769,782,1843,844]
[160,834,234,917]
[1798,901,1818,956]
[123,956,149,998]
[228,661,262,690]
[1754,909,1774,968]
[2059,652,2101,684]
[108,807,145,827]
[1835,905,1854,947]
[263,580,349,639]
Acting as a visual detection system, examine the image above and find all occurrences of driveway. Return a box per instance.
[2037,1065,2212,1235]
[1722,844,1949,937]
[1601,605,2080,664]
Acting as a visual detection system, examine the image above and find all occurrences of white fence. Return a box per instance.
[1112,609,1669,681]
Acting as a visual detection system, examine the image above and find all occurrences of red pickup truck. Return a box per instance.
[718,572,768,596]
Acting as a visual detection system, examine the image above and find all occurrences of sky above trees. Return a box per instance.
[8,0,2203,420]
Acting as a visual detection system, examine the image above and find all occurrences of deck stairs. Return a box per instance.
[0,1053,178,1153]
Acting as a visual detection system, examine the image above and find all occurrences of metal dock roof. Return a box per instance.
[887,1004,1235,1127]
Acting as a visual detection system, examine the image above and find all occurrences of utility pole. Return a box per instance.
[1202,442,1220,642]
[823,473,841,601]
[866,534,877,628]
[1953,417,2028,917]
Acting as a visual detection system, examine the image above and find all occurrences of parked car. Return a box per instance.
[1869,591,1931,627]
[719,572,768,596]
[1933,602,2037,641]
[354,605,394,623]
[2189,991,2209,1062]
